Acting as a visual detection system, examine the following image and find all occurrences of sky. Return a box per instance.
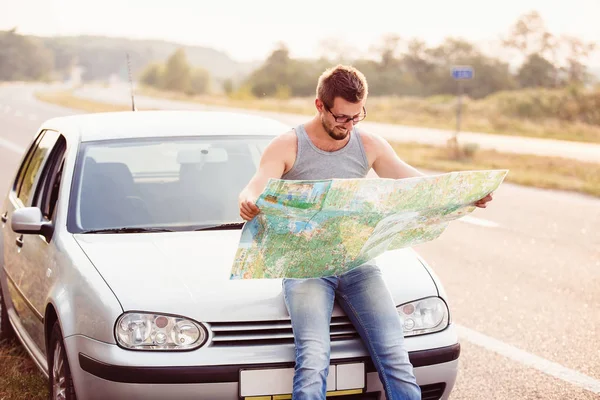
[2,0,599,65]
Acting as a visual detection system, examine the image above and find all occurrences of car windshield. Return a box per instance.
[67,135,271,233]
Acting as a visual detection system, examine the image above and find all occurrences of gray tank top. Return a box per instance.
[281,124,369,180]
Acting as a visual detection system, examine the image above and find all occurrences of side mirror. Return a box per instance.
[11,207,54,239]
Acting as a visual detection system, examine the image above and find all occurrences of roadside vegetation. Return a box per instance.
[34,90,600,198]
[137,85,600,144]
[0,340,47,399]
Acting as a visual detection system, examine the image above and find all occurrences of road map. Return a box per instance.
[230,169,508,279]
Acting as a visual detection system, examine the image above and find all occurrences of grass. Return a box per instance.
[35,90,141,113]
[137,86,600,144]
[0,340,48,400]
[392,142,600,198]
[35,90,600,198]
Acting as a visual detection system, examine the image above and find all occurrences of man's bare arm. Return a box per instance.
[368,133,424,179]
[239,134,293,220]
[366,131,494,208]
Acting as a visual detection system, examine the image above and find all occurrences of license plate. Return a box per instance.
[239,362,365,398]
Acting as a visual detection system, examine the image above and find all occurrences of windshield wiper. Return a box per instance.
[194,222,245,231]
[79,227,175,234]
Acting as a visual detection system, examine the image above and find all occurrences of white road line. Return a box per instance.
[0,137,26,154]
[458,215,499,228]
[455,323,600,394]
[14,110,23,117]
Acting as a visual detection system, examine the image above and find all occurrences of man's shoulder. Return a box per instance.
[277,129,297,142]
[356,128,386,151]
[269,129,297,149]
[264,130,298,171]
[263,130,297,159]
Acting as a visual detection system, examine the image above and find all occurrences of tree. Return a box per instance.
[467,57,517,99]
[560,35,597,85]
[222,79,234,95]
[187,67,211,95]
[502,11,562,87]
[377,34,403,69]
[0,29,54,81]
[162,48,191,92]
[402,39,435,86]
[502,11,597,87]
[362,34,410,96]
[139,63,163,87]
[245,43,294,97]
[517,54,556,88]
[502,11,553,59]
[136,49,212,95]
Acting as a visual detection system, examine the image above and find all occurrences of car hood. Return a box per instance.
[74,231,438,322]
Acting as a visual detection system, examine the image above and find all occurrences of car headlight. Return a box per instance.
[115,312,207,351]
[397,297,449,337]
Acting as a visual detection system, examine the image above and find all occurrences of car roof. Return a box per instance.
[41,110,292,142]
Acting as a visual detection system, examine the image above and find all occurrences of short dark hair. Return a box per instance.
[316,65,369,109]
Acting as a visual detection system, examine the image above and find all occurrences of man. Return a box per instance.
[239,65,493,400]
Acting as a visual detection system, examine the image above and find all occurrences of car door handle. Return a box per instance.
[15,235,24,247]
[1,212,7,223]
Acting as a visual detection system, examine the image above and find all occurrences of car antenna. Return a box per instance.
[126,52,137,111]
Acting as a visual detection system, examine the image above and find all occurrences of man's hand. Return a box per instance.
[239,195,260,221]
[474,192,494,208]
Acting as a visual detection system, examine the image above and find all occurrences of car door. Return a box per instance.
[2,129,47,338]
[1,129,62,353]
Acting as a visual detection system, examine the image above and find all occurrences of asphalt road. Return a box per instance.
[1,83,599,399]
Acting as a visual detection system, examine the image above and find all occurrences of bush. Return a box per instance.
[229,84,255,101]
[487,87,600,126]
[274,84,291,100]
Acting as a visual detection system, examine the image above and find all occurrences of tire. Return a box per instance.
[0,282,15,342]
[48,321,77,400]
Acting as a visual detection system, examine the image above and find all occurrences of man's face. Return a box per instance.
[318,97,366,141]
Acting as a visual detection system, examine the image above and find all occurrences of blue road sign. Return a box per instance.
[452,66,474,80]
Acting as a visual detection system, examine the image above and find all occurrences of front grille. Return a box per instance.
[420,383,447,400]
[208,316,359,347]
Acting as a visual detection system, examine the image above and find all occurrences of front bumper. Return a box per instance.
[78,343,459,385]
[65,329,460,400]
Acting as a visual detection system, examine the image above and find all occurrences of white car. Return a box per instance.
[0,110,460,400]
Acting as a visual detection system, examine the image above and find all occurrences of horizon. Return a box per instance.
[2,0,599,66]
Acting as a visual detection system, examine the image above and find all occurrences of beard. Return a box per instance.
[321,116,350,141]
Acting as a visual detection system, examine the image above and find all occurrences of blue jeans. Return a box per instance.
[283,264,421,400]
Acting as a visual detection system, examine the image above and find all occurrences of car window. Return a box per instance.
[18,130,60,207]
[32,135,67,221]
[68,135,271,232]
[12,130,45,199]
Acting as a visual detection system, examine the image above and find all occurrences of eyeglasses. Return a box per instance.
[324,105,367,124]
